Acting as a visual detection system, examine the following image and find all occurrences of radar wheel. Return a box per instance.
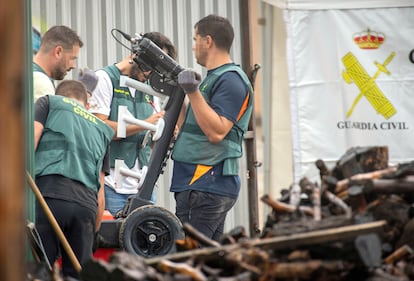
[119,205,184,257]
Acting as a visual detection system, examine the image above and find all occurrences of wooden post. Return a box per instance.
[0,0,26,280]
[240,0,261,237]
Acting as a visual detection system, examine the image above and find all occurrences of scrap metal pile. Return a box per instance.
[30,146,414,281]
[258,146,414,280]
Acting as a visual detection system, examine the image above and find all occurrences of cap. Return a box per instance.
[78,68,98,94]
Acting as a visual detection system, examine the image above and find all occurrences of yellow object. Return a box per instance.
[341,52,396,119]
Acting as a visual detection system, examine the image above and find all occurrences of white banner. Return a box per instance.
[264,0,414,10]
[286,7,414,182]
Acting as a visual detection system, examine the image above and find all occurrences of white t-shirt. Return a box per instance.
[33,71,55,102]
[89,70,142,194]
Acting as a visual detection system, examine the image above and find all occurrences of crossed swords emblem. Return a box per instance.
[342,51,396,119]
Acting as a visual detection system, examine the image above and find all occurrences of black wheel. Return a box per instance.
[119,205,184,257]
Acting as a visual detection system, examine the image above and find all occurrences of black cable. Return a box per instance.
[110,28,133,52]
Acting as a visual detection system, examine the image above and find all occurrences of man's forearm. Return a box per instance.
[95,172,106,231]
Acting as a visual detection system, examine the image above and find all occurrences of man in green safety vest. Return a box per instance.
[34,80,114,279]
[171,14,254,242]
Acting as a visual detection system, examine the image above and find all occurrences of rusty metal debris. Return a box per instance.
[28,146,414,280]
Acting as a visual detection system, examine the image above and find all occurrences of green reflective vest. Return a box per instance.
[35,95,114,192]
[104,65,154,169]
[172,64,253,175]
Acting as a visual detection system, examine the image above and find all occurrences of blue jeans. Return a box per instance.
[104,185,156,217]
[104,185,131,216]
[174,190,237,242]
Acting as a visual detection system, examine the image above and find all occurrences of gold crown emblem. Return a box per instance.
[353,28,385,49]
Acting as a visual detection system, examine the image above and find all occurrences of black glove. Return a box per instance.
[178,69,202,94]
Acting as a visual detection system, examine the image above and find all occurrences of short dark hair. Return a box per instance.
[40,25,83,52]
[195,14,234,53]
[143,31,177,59]
[55,80,88,106]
